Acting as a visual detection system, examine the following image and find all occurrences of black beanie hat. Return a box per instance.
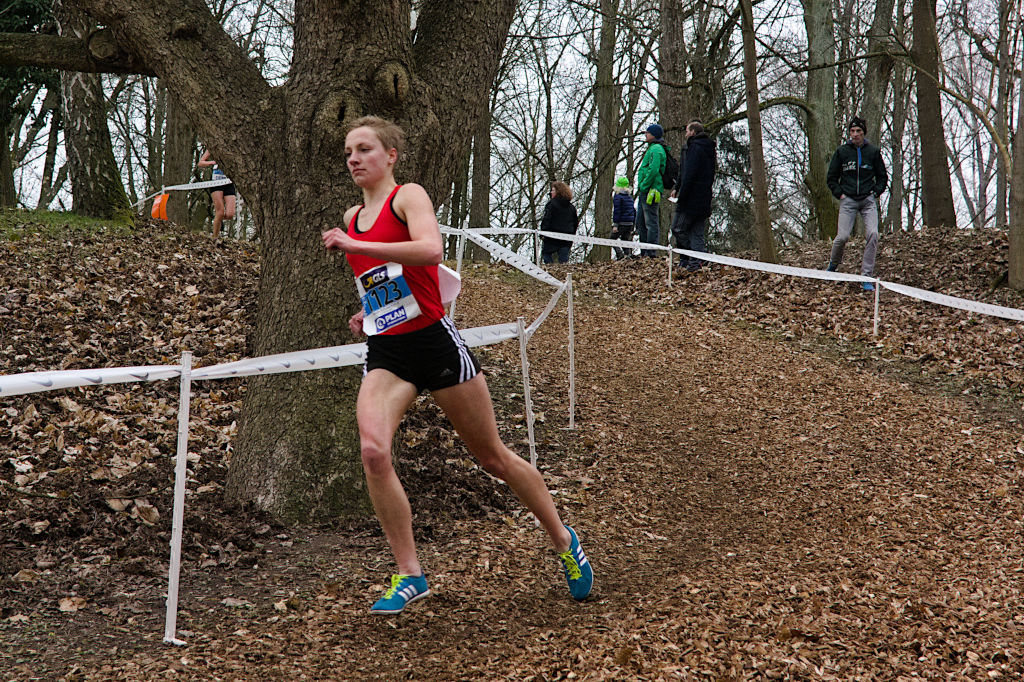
[849,116,868,134]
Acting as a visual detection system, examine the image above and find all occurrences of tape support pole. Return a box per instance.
[164,351,192,647]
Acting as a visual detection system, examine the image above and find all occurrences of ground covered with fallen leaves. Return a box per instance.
[2,216,1024,680]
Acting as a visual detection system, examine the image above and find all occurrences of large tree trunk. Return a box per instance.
[659,0,686,154]
[1008,48,1024,289]
[994,0,1013,231]
[862,0,896,135]
[53,0,132,222]
[802,0,839,240]
[163,89,195,225]
[740,0,778,263]
[43,0,518,521]
[467,106,492,262]
[0,92,15,207]
[737,0,774,261]
[911,0,956,228]
[588,0,619,263]
[885,60,908,232]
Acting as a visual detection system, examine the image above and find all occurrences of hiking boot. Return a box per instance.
[558,525,593,601]
[825,262,838,272]
[862,282,875,292]
[370,574,430,615]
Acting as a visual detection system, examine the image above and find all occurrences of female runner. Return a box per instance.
[321,116,593,614]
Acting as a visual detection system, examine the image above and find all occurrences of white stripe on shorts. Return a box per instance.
[441,316,476,383]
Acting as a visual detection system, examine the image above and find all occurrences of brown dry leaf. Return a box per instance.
[132,500,160,525]
[105,498,132,512]
[58,596,87,612]
[13,569,41,583]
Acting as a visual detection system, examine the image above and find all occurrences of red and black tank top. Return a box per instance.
[345,185,444,335]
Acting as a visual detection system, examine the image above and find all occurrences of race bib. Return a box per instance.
[356,262,421,335]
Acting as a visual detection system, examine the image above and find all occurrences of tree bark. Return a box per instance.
[802,0,839,240]
[37,96,64,209]
[26,0,518,521]
[740,0,778,263]
[862,0,896,134]
[911,0,956,228]
[162,88,195,225]
[53,0,133,222]
[885,60,908,232]
[1008,47,1024,289]
[467,106,492,262]
[994,0,1012,231]
[659,0,686,153]
[0,31,153,75]
[589,0,619,263]
[0,110,16,207]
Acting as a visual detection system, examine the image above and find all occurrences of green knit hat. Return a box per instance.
[615,176,629,188]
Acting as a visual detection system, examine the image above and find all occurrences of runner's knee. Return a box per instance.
[472,444,513,480]
[360,441,393,477]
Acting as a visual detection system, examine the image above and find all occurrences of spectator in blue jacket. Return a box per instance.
[610,176,636,259]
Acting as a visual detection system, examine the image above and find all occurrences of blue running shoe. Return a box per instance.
[862,282,875,292]
[559,526,593,601]
[370,574,430,615]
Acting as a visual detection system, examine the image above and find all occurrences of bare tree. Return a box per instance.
[911,0,956,227]
[53,0,132,221]
[803,0,840,239]
[740,0,778,263]
[1009,50,1024,288]
[590,0,620,261]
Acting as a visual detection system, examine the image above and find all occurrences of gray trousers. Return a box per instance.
[830,195,879,277]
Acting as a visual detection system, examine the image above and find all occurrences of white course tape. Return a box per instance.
[537,229,660,252]
[444,227,1024,324]
[193,322,519,381]
[133,190,165,211]
[880,281,1024,322]
[0,365,181,398]
[191,343,368,381]
[458,322,520,347]
[465,232,564,288]
[671,247,873,283]
[0,324,522,397]
[526,285,567,339]
[162,178,233,192]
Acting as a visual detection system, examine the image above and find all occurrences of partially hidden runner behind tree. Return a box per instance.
[197,150,236,239]
[320,115,594,615]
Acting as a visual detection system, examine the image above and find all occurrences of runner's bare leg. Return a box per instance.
[357,369,422,576]
[432,374,572,553]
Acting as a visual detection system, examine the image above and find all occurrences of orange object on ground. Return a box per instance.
[151,193,169,220]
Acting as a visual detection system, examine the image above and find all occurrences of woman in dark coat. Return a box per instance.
[539,181,579,264]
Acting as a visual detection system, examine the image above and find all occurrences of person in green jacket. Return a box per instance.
[634,124,667,257]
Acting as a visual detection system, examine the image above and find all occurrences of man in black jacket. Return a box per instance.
[825,116,888,291]
[670,121,716,271]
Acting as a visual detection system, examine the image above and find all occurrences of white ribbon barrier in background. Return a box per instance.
[161,178,233,192]
[132,178,234,211]
[451,226,1024,333]
[441,228,577,429]
[880,281,1024,322]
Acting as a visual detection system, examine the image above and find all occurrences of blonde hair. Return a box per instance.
[345,116,405,159]
[551,181,573,201]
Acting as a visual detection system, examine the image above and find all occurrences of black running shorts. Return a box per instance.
[364,317,481,393]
